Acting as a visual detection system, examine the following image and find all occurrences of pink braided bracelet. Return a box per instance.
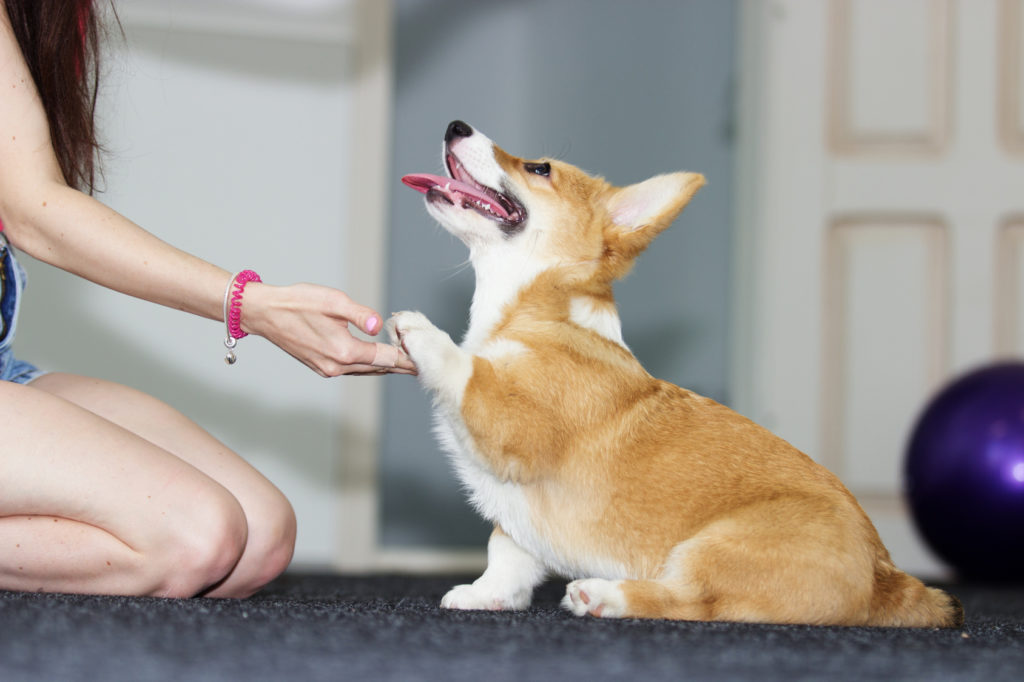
[223,270,261,365]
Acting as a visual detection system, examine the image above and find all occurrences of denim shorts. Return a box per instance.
[0,233,46,384]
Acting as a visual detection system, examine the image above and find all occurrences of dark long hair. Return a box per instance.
[4,0,103,193]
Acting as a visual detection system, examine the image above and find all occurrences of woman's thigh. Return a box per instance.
[0,377,250,594]
[26,372,296,593]
[1,376,233,528]
[27,373,292,521]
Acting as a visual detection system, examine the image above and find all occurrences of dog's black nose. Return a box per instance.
[445,120,473,142]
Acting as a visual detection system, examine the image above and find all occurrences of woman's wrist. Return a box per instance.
[236,281,270,337]
[222,270,262,364]
[225,270,261,338]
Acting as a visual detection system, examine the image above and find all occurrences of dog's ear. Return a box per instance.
[604,172,705,265]
[606,171,705,237]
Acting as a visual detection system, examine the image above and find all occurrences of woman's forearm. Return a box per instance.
[3,179,231,322]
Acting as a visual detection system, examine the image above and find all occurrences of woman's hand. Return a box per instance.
[239,282,416,377]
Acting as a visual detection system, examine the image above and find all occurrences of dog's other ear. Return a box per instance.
[602,172,705,275]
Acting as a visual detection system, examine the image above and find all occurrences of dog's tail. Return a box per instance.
[867,561,963,628]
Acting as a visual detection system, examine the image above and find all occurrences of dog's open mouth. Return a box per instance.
[402,153,526,227]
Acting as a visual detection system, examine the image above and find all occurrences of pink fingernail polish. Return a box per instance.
[366,316,380,333]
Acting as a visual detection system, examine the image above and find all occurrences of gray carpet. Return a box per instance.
[1,574,1022,681]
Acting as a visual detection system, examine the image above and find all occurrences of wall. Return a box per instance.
[381,0,739,548]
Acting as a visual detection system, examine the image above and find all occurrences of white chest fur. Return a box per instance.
[431,414,557,563]
[435,406,628,580]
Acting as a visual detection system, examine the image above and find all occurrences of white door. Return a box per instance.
[733,0,1024,577]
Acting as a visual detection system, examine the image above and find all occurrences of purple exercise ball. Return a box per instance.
[905,361,1024,581]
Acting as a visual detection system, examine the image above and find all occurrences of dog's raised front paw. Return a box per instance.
[441,583,530,611]
[386,311,469,395]
[387,311,448,362]
[387,310,430,348]
[562,579,627,618]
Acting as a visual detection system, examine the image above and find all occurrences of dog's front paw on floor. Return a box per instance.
[563,579,627,618]
[441,583,529,611]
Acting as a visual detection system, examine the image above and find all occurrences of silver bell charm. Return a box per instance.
[224,336,238,365]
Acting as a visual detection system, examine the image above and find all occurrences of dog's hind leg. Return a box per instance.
[563,574,713,621]
[562,536,716,620]
[442,526,547,611]
[564,497,879,624]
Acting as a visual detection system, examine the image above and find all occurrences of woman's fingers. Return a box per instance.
[371,342,416,371]
[315,337,415,376]
[331,294,383,336]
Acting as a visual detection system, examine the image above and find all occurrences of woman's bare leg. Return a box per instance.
[0,374,295,598]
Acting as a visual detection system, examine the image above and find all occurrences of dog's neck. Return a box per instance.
[461,244,627,351]
[462,246,551,350]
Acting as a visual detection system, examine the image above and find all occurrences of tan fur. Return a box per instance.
[394,126,963,627]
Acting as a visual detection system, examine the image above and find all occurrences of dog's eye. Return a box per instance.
[524,162,551,177]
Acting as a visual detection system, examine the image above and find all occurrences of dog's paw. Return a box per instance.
[386,311,468,393]
[387,311,448,362]
[387,310,432,350]
[562,579,627,618]
[441,583,530,611]
[383,313,403,347]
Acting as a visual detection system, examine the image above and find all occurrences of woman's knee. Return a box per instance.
[262,491,297,574]
[147,489,249,598]
[232,490,297,597]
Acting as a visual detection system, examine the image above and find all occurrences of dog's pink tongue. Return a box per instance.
[402,173,447,194]
[401,173,510,220]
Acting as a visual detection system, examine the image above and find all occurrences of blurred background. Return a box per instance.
[12,0,1024,579]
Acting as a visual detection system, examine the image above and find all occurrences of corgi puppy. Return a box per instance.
[390,120,963,627]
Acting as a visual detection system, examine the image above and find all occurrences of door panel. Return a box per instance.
[829,0,950,154]
[822,217,949,494]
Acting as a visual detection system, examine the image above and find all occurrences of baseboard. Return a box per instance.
[320,548,487,575]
